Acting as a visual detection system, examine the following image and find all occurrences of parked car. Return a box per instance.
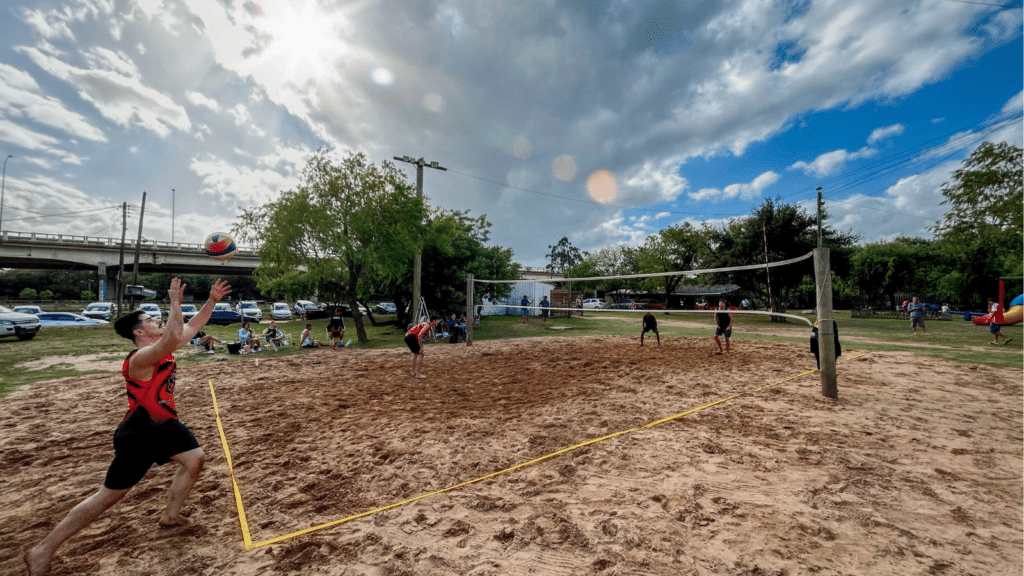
[271,302,292,321]
[614,299,644,309]
[180,304,199,322]
[374,302,397,315]
[293,300,329,320]
[36,312,109,327]
[12,305,43,315]
[209,302,242,325]
[582,298,608,309]
[0,305,42,340]
[137,303,163,318]
[82,302,117,321]
[236,301,262,322]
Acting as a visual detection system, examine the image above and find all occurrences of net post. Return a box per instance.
[814,247,837,398]
[465,273,474,346]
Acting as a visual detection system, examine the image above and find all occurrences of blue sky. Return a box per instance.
[0,0,1020,268]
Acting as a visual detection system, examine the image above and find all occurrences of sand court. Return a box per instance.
[2,336,1021,575]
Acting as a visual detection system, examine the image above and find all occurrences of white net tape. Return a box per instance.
[474,250,816,327]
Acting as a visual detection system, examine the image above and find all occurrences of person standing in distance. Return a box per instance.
[406,315,441,378]
[520,295,530,324]
[641,311,660,346]
[24,278,231,576]
[908,296,927,335]
[713,299,733,354]
[327,308,346,350]
[539,296,550,325]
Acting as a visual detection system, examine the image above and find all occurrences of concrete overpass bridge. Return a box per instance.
[0,230,260,300]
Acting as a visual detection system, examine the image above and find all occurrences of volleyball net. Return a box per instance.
[470,250,817,327]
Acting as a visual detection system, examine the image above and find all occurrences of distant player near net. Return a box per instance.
[405,315,440,379]
[641,311,660,346]
[24,278,231,576]
[713,299,733,354]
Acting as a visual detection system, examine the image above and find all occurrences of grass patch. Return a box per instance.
[1,311,1020,398]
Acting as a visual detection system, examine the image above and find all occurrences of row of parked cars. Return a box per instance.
[0,298,405,340]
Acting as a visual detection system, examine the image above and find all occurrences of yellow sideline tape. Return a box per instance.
[210,354,865,550]
[209,380,254,550]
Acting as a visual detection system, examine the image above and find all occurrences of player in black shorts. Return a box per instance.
[713,299,733,354]
[641,311,660,346]
[25,278,231,575]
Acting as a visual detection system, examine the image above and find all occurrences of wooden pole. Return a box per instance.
[465,273,473,346]
[129,192,146,312]
[814,247,837,398]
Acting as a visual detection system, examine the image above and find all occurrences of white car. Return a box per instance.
[180,304,199,322]
[582,298,609,309]
[137,303,163,318]
[82,302,117,321]
[271,302,292,321]
[12,305,43,315]
[236,301,262,322]
[0,305,42,340]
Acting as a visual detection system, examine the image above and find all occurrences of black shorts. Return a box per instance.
[330,330,342,338]
[104,411,200,490]
[405,333,422,355]
[642,326,658,334]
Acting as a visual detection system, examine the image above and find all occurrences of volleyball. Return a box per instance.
[204,232,237,260]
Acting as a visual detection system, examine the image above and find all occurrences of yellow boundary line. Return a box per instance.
[209,353,865,550]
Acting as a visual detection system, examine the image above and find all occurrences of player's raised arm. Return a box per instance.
[128,278,186,374]
[184,279,232,340]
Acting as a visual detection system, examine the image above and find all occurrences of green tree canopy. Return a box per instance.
[933,142,1023,303]
[235,149,427,343]
[704,198,858,308]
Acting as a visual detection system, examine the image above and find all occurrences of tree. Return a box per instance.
[546,237,586,273]
[370,208,520,324]
[236,149,426,343]
[933,142,1023,303]
[848,237,942,307]
[633,223,713,306]
[704,198,858,309]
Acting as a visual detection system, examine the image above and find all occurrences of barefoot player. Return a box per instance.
[24,278,231,575]
[641,311,660,346]
[713,299,733,354]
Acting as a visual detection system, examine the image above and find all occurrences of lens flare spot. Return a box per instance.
[422,92,444,112]
[552,154,577,182]
[512,135,532,159]
[586,169,618,203]
[371,67,395,86]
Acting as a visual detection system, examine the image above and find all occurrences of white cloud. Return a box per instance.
[790,147,877,177]
[689,170,780,202]
[19,45,191,137]
[186,91,220,111]
[867,124,905,145]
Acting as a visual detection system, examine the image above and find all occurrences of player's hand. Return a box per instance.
[209,279,232,303]
[168,278,185,306]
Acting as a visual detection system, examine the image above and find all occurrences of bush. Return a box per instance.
[19,288,37,299]
[81,290,96,301]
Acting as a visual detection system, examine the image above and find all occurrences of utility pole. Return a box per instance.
[117,202,127,317]
[393,155,446,324]
[0,154,13,234]
[816,186,823,248]
[171,188,175,244]
[129,192,147,311]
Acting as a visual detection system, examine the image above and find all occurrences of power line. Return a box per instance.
[942,0,1022,8]
[3,205,121,222]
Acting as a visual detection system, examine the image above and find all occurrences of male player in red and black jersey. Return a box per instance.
[25,277,231,575]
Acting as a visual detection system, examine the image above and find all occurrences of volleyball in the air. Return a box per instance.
[204,232,237,260]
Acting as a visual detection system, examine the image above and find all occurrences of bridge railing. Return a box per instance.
[0,230,257,254]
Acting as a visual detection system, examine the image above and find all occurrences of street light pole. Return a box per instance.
[171,188,175,244]
[393,155,446,324]
[0,154,13,234]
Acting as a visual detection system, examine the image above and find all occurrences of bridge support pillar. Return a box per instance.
[97,263,118,301]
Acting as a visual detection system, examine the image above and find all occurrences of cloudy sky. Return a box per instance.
[1,0,1021,268]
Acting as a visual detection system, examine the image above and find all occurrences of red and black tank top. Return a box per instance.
[121,349,178,424]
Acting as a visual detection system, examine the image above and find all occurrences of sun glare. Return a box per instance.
[259,2,347,78]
